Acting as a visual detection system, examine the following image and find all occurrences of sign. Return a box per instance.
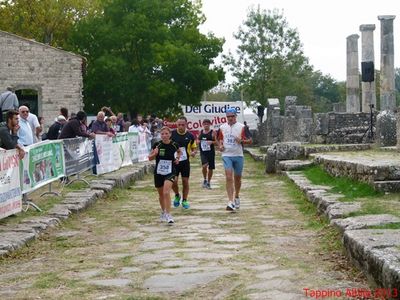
[0,149,22,219]
[63,137,95,176]
[20,140,66,193]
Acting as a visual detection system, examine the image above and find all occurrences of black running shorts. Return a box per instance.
[200,152,215,170]
[154,173,176,188]
[175,160,190,177]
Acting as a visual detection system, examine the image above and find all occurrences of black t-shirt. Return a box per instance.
[198,129,215,153]
[171,130,196,160]
[152,140,179,175]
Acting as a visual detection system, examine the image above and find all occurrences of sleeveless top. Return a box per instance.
[198,129,215,153]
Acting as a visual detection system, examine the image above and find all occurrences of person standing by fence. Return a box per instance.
[0,110,25,159]
[0,87,19,122]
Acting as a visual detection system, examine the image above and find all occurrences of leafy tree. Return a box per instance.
[70,0,224,116]
[224,7,313,108]
[0,0,103,46]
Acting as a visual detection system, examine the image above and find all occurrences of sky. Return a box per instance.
[200,0,399,82]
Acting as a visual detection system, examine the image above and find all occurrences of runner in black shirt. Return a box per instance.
[197,119,217,189]
[171,116,197,209]
[148,126,181,224]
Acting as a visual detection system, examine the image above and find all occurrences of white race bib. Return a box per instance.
[225,134,236,146]
[157,159,172,175]
[200,140,211,151]
[175,147,188,161]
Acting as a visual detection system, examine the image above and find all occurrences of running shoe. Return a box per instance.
[159,211,167,222]
[234,197,240,209]
[202,179,208,188]
[182,199,190,209]
[166,213,174,224]
[206,182,211,189]
[173,194,181,207]
[226,202,236,211]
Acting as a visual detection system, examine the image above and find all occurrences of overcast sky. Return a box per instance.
[200,0,399,82]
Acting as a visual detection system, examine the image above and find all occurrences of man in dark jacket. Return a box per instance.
[46,115,67,140]
[0,110,25,159]
[58,111,95,139]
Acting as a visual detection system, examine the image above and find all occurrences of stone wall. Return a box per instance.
[0,30,84,127]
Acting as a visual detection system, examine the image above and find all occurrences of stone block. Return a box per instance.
[376,110,397,147]
[325,202,362,220]
[332,214,400,233]
[277,160,314,171]
[275,142,304,160]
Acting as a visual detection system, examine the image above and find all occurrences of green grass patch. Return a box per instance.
[303,165,382,200]
[33,272,64,289]
[368,223,400,230]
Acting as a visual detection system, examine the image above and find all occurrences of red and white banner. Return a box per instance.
[0,149,22,219]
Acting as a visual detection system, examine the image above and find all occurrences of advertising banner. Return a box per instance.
[20,140,66,193]
[63,137,95,176]
[137,132,149,162]
[128,132,139,163]
[0,149,22,219]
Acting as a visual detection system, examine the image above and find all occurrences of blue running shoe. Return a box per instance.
[173,194,181,207]
[182,199,190,209]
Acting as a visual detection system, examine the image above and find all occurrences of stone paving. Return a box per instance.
[0,155,371,299]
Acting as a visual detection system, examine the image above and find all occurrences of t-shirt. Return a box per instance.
[171,130,196,162]
[218,122,245,157]
[152,140,179,175]
[198,129,215,153]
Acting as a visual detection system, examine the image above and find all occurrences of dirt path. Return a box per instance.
[0,155,370,299]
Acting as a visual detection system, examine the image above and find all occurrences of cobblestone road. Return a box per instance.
[0,155,371,299]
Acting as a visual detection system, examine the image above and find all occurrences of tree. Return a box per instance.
[0,0,103,46]
[70,0,224,115]
[224,7,313,108]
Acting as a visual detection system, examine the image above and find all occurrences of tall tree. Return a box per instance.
[224,7,313,108]
[71,0,224,115]
[0,0,103,46]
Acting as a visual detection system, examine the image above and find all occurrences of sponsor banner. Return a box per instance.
[63,137,95,176]
[0,149,22,219]
[137,132,149,162]
[183,101,244,133]
[128,132,139,163]
[21,140,66,193]
[95,133,140,175]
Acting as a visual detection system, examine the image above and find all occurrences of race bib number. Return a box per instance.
[175,147,187,161]
[157,159,172,175]
[225,134,236,146]
[200,140,211,151]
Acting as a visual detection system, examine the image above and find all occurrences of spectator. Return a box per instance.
[17,106,34,146]
[128,119,140,133]
[116,113,125,132]
[60,107,68,120]
[91,111,114,137]
[59,111,95,139]
[46,115,67,140]
[0,87,19,122]
[101,106,115,117]
[21,103,41,143]
[105,117,116,135]
[110,115,118,133]
[38,116,45,141]
[0,110,25,159]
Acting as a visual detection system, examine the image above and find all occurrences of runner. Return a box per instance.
[197,119,217,189]
[218,108,252,211]
[148,126,181,224]
[171,116,197,209]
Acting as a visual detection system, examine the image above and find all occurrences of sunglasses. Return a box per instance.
[226,115,236,118]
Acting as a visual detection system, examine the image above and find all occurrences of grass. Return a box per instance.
[303,165,382,200]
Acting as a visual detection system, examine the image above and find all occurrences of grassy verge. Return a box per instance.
[303,165,382,201]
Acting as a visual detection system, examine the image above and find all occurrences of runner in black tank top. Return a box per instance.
[197,119,217,189]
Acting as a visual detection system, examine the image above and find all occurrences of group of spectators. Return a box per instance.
[0,87,164,158]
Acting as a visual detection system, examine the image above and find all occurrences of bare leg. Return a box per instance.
[163,180,173,213]
[172,175,179,195]
[157,187,164,211]
[225,169,234,202]
[202,164,208,180]
[207,169,213,183]
[182,177,190,200]
[234,175,242,198]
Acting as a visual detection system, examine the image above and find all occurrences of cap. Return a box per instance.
[226,108,237,115]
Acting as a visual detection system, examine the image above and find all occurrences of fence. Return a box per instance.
[0,132,149,219]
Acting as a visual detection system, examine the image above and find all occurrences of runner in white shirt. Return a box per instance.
[218,108,252,211]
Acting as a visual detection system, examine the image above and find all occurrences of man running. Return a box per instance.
[171,116,197,209]
[218,108,252,211]
[197,119,217,189]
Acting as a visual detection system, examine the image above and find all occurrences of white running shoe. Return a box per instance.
[234,197,240,209]
[159,211,167,222]
[165,213,175,224]
[226,202,236,211]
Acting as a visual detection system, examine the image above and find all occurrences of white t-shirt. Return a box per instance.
[219,122,244,157]
[27,113,40,143]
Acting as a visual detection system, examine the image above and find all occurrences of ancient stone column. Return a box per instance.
[346,34,360,112]
[378,15,396,111]
[359,24,376,113]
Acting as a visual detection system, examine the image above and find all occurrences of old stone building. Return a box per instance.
[0,30,84,126]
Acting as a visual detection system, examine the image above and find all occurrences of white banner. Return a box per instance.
[0,149,22,219]
[137,132,149,162]
[183,101,244,132]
